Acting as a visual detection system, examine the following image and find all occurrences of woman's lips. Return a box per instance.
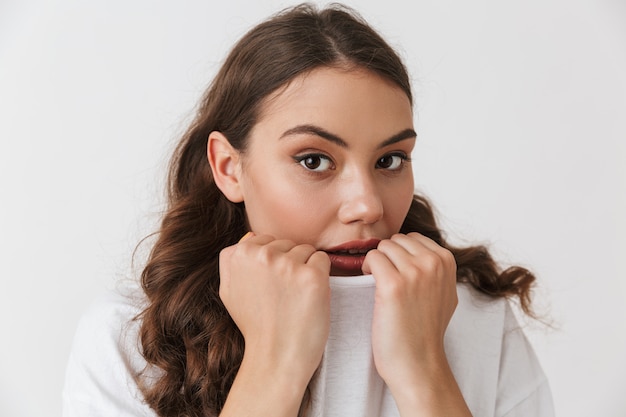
[323,239,381,275]
[326,252,367,274]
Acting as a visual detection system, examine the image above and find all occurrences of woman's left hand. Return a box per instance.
[362,232,468,416]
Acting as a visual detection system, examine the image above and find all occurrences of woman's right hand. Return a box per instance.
[218,233,331,387]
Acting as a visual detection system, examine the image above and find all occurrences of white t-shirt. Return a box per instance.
[62,276,554,417]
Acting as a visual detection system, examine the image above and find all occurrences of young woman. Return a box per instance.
[63,4,554,417]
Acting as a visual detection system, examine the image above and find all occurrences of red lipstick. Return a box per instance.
[324,239,380,275]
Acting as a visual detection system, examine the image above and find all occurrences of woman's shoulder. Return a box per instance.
[69,281,147,361]
[76,281,146,332]
[447,283,553,417]
[67,280,149,376]
[63,281,155,416]
[448,282,542,368]
[450,282,541,349]
[447,283,510,360]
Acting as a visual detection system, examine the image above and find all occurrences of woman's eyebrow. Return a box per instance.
[280,124,347,147]
[379,128,417,148]
[279,124,416,148]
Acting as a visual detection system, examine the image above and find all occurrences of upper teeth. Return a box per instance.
[338,249,369,254]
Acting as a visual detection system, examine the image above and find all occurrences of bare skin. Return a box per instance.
[218,235,330,417]
[363,232,471,416]
[209,66,472,417]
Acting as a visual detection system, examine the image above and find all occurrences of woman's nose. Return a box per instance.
[337,174,384,225]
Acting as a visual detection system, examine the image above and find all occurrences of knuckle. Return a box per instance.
[439,249,457,276]
[404,267,422,282]
[441,247,456,264]
[298,243,316,252]
[377,239,394,252]
[219,245,234,261]
[256,244,276,264]
[420,252,441,272]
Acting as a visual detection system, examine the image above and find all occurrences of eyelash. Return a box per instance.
[376,152,411,171]
[293,153,335,172]
[293,152,411,173]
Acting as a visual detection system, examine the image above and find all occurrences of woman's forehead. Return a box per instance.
[255,66,412,126]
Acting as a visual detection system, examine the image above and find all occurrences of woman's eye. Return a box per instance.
[295,154,334,172]
[376,153,408,170]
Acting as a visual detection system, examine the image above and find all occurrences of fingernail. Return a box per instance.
[238,231,254,242]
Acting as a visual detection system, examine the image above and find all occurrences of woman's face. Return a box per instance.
[238,67,416,275]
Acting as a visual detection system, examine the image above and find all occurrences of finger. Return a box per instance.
[363,248,399,279]
[374,239,417,273]
[387,233,442,258]
[388,233,423,255]
[288,243,320,262]
[401,233,456,268]
[306,250,331,274]
[390,233,454,268]
[263,238,299,253]
[400,232,444,253]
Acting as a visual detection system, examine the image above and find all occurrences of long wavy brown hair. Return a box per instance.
[137,3,536,416]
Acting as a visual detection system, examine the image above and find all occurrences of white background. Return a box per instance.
[1,0,625,416]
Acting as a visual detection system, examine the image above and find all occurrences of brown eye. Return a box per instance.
[303,156,322,170]
[295,154,334,172]
[376,154,405,170]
